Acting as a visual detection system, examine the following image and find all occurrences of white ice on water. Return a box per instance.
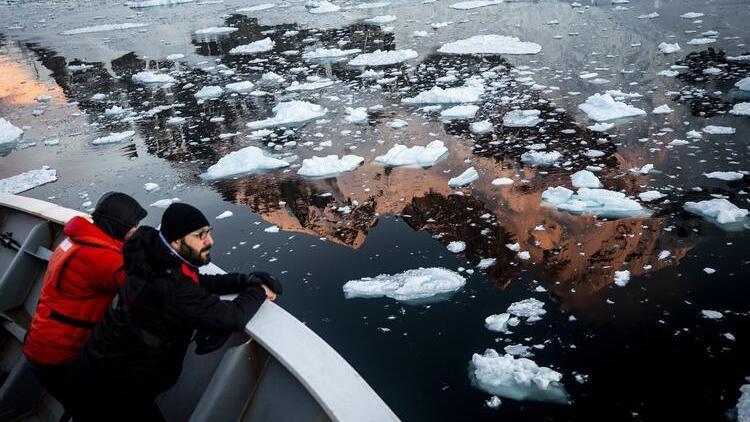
[91,130,135,145]
[485,313,519,333]
[469,349,568,404]
[737,384,750,422]
[492,177,513,186]
[704,171,744,181]
[343,267,466,302]
[246,101,327,129]
[440,105,479,121]
[448,167,479,187]
[571,170,602,188]
[303,47,361,59]
[365,15,396,25]
[703,125,736,135]
[403,79,484,104]
[61,23,149,35]
[520,151,561,166]
[658,42,681,54]
[542,187,649,218]
[470,120,493,135]
[507,298,546,322]
[638,191,666,202]
[446,241,466,254]
[348,49,418,66]
[132,71,176,84]
[0,118,23,144]
[683,199,748,226]
[297,155,364,177]
[578,93,646,122]
[344,107,369,124]
[127,0,195,8]
[438,35,541,55]
[450,0,502,10]
[194,86,223,100]
[503,110,542,127]
[307,0,341,13]
[201,146,290,180]
[225,81,255,93]
[194,27,238,35]
[729,103,750,116]
[0,167,57,194]
[373,141,448,167]
[614,270,631,287]
[229,38,275,55]
[736,78,750,91]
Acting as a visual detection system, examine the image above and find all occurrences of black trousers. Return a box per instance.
[27,360,73,407]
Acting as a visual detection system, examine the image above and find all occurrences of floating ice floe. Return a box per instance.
[486,396,502,408]
[737,383,750,422]
[229,38,275,55]
[307,0,341,13]
[683,199,748,227]
[201,146,290,180]
[704,171,744,181]
[216,211,233,219]
[373,141,448,168]
[365,15,396,24]
[438,35,541,55]
[680,12,704,18]
[542,187,649,218]
[246,101,327,129]
[614,270,630,287]
[150,198,180,208]
[638,191,665,202]
[342,267,466,303]
[492,177,513,186]
[302,47,361,60]
[143,182,159,192]
[225,81,255,93]
[61,23,149,35]
[132,71,176,84]
[571,170,602,188]
[285,79,335,91]
[578,93,646,122]
[507,298,546,322]
[0,167,57,194]
[448,167,479,188]
[652,104,673,114]
[258,71,285,85]
[127,0,195,8]
[440,105,479,121]
[469,349,569,404]
[403,79,484,104]
[344,107,369,124]
[297,155,364,178]
[450,0,501,9]
[658,42,681,54]
[194,26,238,35]
[485,313,519,334]
[476,258,497,269]
[236,3,275,12]
[736,78,750,91]
[503,109,542,127]
[194,86,223,100]
[729,103,750,116]
[91,130,135,145]
[703,125,736,135]
[0,118,23,144]
[701,310,723,320]
[588,122,614,132]
[470,120,493,135]
[348,49,418,66]
[447,241,466,253]
[687,38,716,45]
[520,151,561,166]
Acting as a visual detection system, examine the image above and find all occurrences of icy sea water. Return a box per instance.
[1,0,749,420]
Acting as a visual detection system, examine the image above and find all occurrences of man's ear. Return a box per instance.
[170,238,182,250]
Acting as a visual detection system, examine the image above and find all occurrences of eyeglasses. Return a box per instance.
[189,227,212,241]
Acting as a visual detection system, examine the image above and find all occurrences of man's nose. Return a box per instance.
[204,232,214,247]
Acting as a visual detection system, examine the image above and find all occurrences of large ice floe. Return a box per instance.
[440,105,479,121]
[503,109,542,127]
[542,187,650,218]
[0,118,23,144]
[91,130,135,145]
[448,167,479,188]
[738,383,750,422]
[60,23,149,35]
[402,78,484,104]
[469,349,569,404]
[485,313,519,334]
[342,267,466,303]
[578,93,646,122]
[373,141,448,167]
[0,167,57,194]
[348,49,418,66]
[246,101,327,129]
[520,150,562,166]
[438,35,542,55]
[297,155,364,178]
[729,103,750,116]
[683,199,748,228]
[229,38,275,55]
[200,146,290,180]
[132,71,176,84]
[736,77,750,91]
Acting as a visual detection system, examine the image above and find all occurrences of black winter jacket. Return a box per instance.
[76,226,266,398]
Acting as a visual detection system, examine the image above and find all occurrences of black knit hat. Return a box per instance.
[92,192,147,241]
[160,203,210,242]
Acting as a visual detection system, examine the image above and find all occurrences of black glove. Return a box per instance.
[247,271,283,295]
[194,330,231,355]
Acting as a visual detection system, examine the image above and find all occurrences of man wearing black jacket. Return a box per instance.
[70,203,282,421]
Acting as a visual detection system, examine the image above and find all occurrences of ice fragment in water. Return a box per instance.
[447,241,466,253]
[297,155,364,178]
[201,146,290,180]
[373,141,449,168]
[448,167,479,187]
[683,199,748,226]
[343,267,466,303]
[246,101,327,129]
[542,187,649,218]
[348,49,418,66]
[0,118,23,144]
[578,93,646,122]
[0,167,57,194]
[438,35,541,55]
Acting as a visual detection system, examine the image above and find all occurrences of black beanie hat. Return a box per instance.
[92,192,147,241]
[160,203,210,243]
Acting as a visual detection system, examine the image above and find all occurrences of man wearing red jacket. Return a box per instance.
[23,192,147,408]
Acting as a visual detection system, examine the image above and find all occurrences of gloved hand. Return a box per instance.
[247,271,283,295]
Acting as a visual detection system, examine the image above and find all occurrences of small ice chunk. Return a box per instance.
[704,171,744,181]
[132,71,175,84]
[492,177,514,186]
[229,38,274,55]
[365,15,396,24]
[438,35,541,55]
[703,125,736,135]
[307,0,341,14]
[440,105,479,121]
[729,102,750,116]
[701,310,723,320]
[469,349,568,404]
[194,86,223,100]
[150,198,180,208]
[614,270,630,287]
[507,298,546,322]
[0,118,23,144]
[0,167,57,194]
[476,258,497,269]
[343,267,466,302]
[520,151,562,166]
[683,199,748,225]
[737,383,750,422]
[91,130,135,145]
[143,182,159,192]
[201,146,290,179]
[736,77,750,91]
[680,12,704,18]
[402,79,484,104]
[638,191,666,202]
[297,155,364,177]
[658,42,681,54]
[447,241,466,253]
[588,122,614,132]
[246,101,327,129]
[503,109,542,127]
[388,119,408,129]
[485,313,518,333]
[542,187,649,218]
[571,170,602,188]
[258,72,285,85]
[264,225,280,233]
[344,107,369,124]
[486,396,502,408]
[225,81,255,93]
[216,210,233,219]
[470,120,493,135]
[195,26,238,35]
[236,3,275,11]
[578,93,646,122]
[303,47,361,59]
[703,267,716,274]
[687,38,716,45]
[450,0,502,10]
[448,167,479,187]
[374,141,449,168]
[652,104,673,114]
[61,23,149,35]
[348,49,418,66]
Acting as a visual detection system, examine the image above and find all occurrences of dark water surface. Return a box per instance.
[1,0,749,420]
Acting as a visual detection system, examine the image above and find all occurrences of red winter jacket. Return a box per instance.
[23,216,126,365]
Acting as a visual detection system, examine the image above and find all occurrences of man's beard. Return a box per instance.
[179,243,211,266]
